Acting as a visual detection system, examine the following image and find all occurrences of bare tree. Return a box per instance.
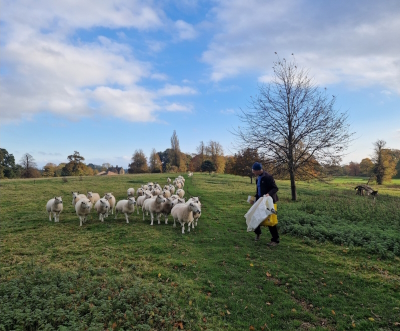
[234,55,352,201]
[19,153,38,178]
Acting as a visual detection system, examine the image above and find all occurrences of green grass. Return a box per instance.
[1,174,400,330]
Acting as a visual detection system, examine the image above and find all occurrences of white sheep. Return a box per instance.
[87,192,100,205]
[103,193,116,215]
[171,202,201,234]
[162,189,171,198]
[187,197,202,228]
[143,194,166,225]
[171,197,185,208]
[94,198,110,222]
[137,188,145,197]
[71,191,86,206]
[127,188,135,197]
[169,185,175,194]
[167,177,171,184]
[115,197,136,224]
[151,187,162,196]
[46,196,63,222]
[136,192,153,215]
[75,198,92,226]
[176,189,185,198]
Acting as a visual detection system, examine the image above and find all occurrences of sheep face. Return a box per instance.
[156,195,166,204]
[104,193,113,200]
[87,192,94,199]
[80,200,91,210]
[189,202,201,215]
[71,191,80,199]
[54,196,63,204]
[128,197,136,205]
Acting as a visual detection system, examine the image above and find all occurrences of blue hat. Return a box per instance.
[252,162,262,171]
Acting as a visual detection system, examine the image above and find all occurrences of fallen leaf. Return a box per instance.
[352,323,356,328]
[250,263,254,267]
[249,326,255,330]
[332,310,335,315]
[112,322,117,330]
[340,281,343,285]
[203,317,207,322]
[393,322,400,326]
[189,300,192,306]
[266,302,271,306]
[369,317,375,322]
[271,314,274,317]
[266,272,271,277]
[291,308,296,312]
[227,310,231,315]
[158,273,161,278]
[329,294,332,298]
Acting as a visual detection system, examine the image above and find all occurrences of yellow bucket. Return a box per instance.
[260,203,278,227]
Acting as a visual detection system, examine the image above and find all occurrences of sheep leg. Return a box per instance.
[165,214,168,225]
[48,212,52,221]
[157,213,161,225]
[56,212,60,222]
[124,213,129,224]
[79,217,83,227]
[173,218,176,227]
[150,212,154,226]
[188,223,191,232]
[143,207,145,221]
[99,214,102,221]
[115,211,118,220]
[192,221,195,229]
[181,223,185,234]
[137,207,139,215]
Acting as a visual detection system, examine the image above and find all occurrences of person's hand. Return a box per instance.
[250,200,254,205]
[264,194,270,197]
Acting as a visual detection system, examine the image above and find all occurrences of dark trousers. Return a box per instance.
[254,225,279,243]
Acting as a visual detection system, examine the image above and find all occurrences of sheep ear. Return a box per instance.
[54,196,57,199]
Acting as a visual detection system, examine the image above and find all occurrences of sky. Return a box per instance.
[1,0,399,169]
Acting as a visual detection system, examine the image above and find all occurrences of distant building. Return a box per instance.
[96,165,125,176]
[107,165,125,175]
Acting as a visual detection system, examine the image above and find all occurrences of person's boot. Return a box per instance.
[255,234,260,241]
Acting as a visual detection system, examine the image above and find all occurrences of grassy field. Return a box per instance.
[1,174,399,330]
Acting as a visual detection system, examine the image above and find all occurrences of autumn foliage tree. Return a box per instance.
[149,148,162,173]
[232,148,260,183]
[128,150,149,173]
[372,140,397,184]
[359,158,374,177]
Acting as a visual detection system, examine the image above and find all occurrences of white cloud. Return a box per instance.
[381,90,392,95]
[157,84,197,96]
[0,0,198,124]
[165,103,192,112]
[174,20,197,40]
[151,73,168,81]
[202,0,400,93]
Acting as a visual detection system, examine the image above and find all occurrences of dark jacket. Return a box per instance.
[255,171,279,203]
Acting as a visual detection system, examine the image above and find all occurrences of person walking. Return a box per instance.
[250,162,280,245]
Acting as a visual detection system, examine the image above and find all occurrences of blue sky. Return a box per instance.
[1,0,399,169]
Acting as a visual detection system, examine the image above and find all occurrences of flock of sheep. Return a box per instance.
[45,175,202,234]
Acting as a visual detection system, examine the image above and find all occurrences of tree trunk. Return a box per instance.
[289,169,297,201]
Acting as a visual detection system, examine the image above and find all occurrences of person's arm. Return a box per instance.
[265,176,278,196]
